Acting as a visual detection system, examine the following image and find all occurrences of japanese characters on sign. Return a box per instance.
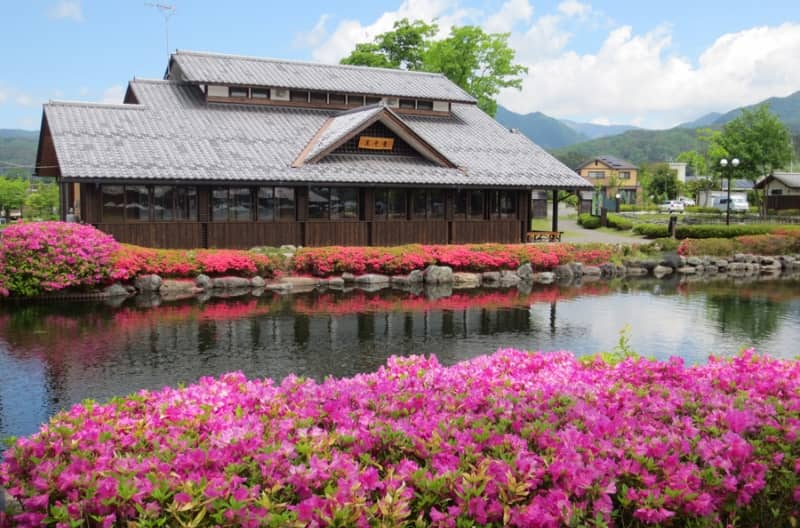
[358,136,395,150]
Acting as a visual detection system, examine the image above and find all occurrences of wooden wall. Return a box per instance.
[81,185,533,248]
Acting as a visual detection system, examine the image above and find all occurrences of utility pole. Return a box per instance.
[145,3,176,61]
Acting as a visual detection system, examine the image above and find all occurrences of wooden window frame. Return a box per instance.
[373,188,408,221]
[308,186,361,221]
[454,189,487,221]
[212,187,254,222]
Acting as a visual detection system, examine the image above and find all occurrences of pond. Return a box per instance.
[2,276,800,441]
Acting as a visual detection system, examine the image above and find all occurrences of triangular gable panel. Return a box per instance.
[294,105,456,169]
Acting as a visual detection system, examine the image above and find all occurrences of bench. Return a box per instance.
[527,230,564,243]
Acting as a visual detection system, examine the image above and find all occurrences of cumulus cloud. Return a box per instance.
[100,85,125,104]
[500,22,800,128]
[47,0,84,22]
[293,14,330,49]
[306,0,469,63]
[485,0,533,33]
[557,0,591,19]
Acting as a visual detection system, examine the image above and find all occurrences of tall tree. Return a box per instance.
[641,163,679,202]
[0,176,28,219]
[340,19,527,117]
[713,105,794,180]
[25,183,59,220]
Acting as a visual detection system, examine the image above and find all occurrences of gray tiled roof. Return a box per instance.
[169,50,477,103]
[771,172,800,188]
[577,155,637,171]
[303,105,384,162]
[43,79,592,189]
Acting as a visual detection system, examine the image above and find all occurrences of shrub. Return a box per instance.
[736,234,800,255]
[577,213,600,229]
[677,238,740,257]
[642,237,680,253]
[685,206,722,214]
[620,204,659,212]
[774,209,800,217]
[0,222,118,296]
[3,349,800,527]
[633,223,669,238]
[674,224,773,239]
[606,213,633,231]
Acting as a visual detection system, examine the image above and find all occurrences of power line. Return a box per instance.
[145,3,176,61]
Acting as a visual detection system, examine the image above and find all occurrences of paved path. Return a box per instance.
[537,205,649,245]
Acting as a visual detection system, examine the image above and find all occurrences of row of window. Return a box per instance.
[587,171,632,179]
[100,186,517,222]
[221,86,442,112]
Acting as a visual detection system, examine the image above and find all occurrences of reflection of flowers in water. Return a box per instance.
[0,285,613,366]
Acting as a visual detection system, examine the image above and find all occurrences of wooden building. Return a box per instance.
[755,172,800,212]
[36,50,591,249]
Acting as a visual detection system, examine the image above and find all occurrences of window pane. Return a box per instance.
[276,187,295,221]
[469,190,484,219]
[455,189,468,217]
[399,99,415,109]
[152,186,174,221]
[500,191,516,218]
[429,190,445,218]
[365,96,381,105]
[331,187,359,220]
[102,185,125,223]
[329,93,346,105]
[374,190,388,219]
[411,189,427,217]
[230,187,252,221]
[417,100,433,111]
[310,92,327,104]
[252,88,270,99]
[387,189,407,220]
[257,187,274,221]
[212,188,228,222]
[125,185,150,221]
[175,187,197,221]
[290,90,308,102]
[309,187,330,219]
[347,95,364,107]
[229,87,248,98]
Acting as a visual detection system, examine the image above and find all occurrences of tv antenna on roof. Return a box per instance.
[145,3,176,61]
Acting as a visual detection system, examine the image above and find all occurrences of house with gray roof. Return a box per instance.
[37,50,591,248]
[755,172,800,212]
[575,155,640,204]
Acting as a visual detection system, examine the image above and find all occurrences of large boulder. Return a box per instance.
[660,253,682,270]
[250,276,266,288]
[582,266,602,277]
[516,263,534,281]
[452,272,482,289]
[279,276,319,293]
[653,265,673,278]
[355,274,391,285]
[161,279,203,295]
[103,283,130,298]
[533,272,555,284]
[134,274,162,293]
[424,265,454,284]
[195,274,212,290]
[554,264,574,281]
[211,276,252,290]
[499,270,521,286]
[626,266,648,276]
[481,271,501,285]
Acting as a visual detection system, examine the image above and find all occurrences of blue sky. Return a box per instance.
[2,0,799,130]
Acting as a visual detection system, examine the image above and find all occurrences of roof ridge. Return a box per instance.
[46,100,147,110]
[173,50,452,80]
[131,78,189,85]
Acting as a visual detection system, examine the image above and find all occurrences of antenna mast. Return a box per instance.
[145,3,176,60]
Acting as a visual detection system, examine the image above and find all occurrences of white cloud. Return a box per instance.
[293,14,330,49]
[47,0,84,22]
[557,0,591,19]
[100,85,125,104]
[15,94,34,107]
[500,22,800,129]
[510,14,571,63]
[485,0,533,33]
[308,0,466,63]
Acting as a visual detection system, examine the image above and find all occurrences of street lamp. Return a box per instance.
[719,157,740,225]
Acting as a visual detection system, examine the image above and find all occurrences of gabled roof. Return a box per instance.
[755,172,800,189]
[168,50,477,103]
[576,155,637,171]
[721,178,754,191]
[40,79,592,189]
[295,104,454,167]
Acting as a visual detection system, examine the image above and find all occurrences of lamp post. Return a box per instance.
[719,157,740,226]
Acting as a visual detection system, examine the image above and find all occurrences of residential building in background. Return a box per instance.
[575,155,639,204]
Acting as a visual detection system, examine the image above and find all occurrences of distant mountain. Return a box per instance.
[678,112,722,129]
[0,129,38,176]
[494,107,588,149]
[560,119,639,139]
[711,90,800,132]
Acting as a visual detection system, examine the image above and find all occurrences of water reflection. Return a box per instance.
[2,277,800,440]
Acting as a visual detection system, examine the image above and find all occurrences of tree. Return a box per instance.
[340,19,527,117]
[642,163,679,202]
[0,176,28,219]
[713,105,794,180]
[675,150,708,177]
[25,183,59,220]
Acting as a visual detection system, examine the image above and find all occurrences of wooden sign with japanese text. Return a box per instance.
[358,136,395,150]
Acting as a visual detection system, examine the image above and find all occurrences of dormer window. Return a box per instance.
[229,86,248,98]
[310,91,327,104]
[365,96,381,105]
[329,93,346,105]
[290,90,309,102]
[417,100,433,111]
[252,88,270,99]
[347,95,364,107]
[399,99,415,109]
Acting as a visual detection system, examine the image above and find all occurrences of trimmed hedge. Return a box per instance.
[606,213,633,231]
[634,223,778,240]
[632,224,669,238]
[619,204,659,212]
[685,206,722,214]
[577,213,600,229]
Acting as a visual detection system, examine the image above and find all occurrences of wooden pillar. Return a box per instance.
[551,189,559,232]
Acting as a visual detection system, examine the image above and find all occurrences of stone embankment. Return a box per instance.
[88,253,800,305]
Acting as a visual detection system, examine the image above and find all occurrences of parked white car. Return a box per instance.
[659,200,685,213]
[677,196,696,206]
[715,197,749,213]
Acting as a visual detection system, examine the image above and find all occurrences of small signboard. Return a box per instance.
[358,136,395,150]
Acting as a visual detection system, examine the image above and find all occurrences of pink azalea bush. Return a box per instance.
[3,349,800,527]
[294,244,614,277]
[110,245,278,281]
[0,222,118,296]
